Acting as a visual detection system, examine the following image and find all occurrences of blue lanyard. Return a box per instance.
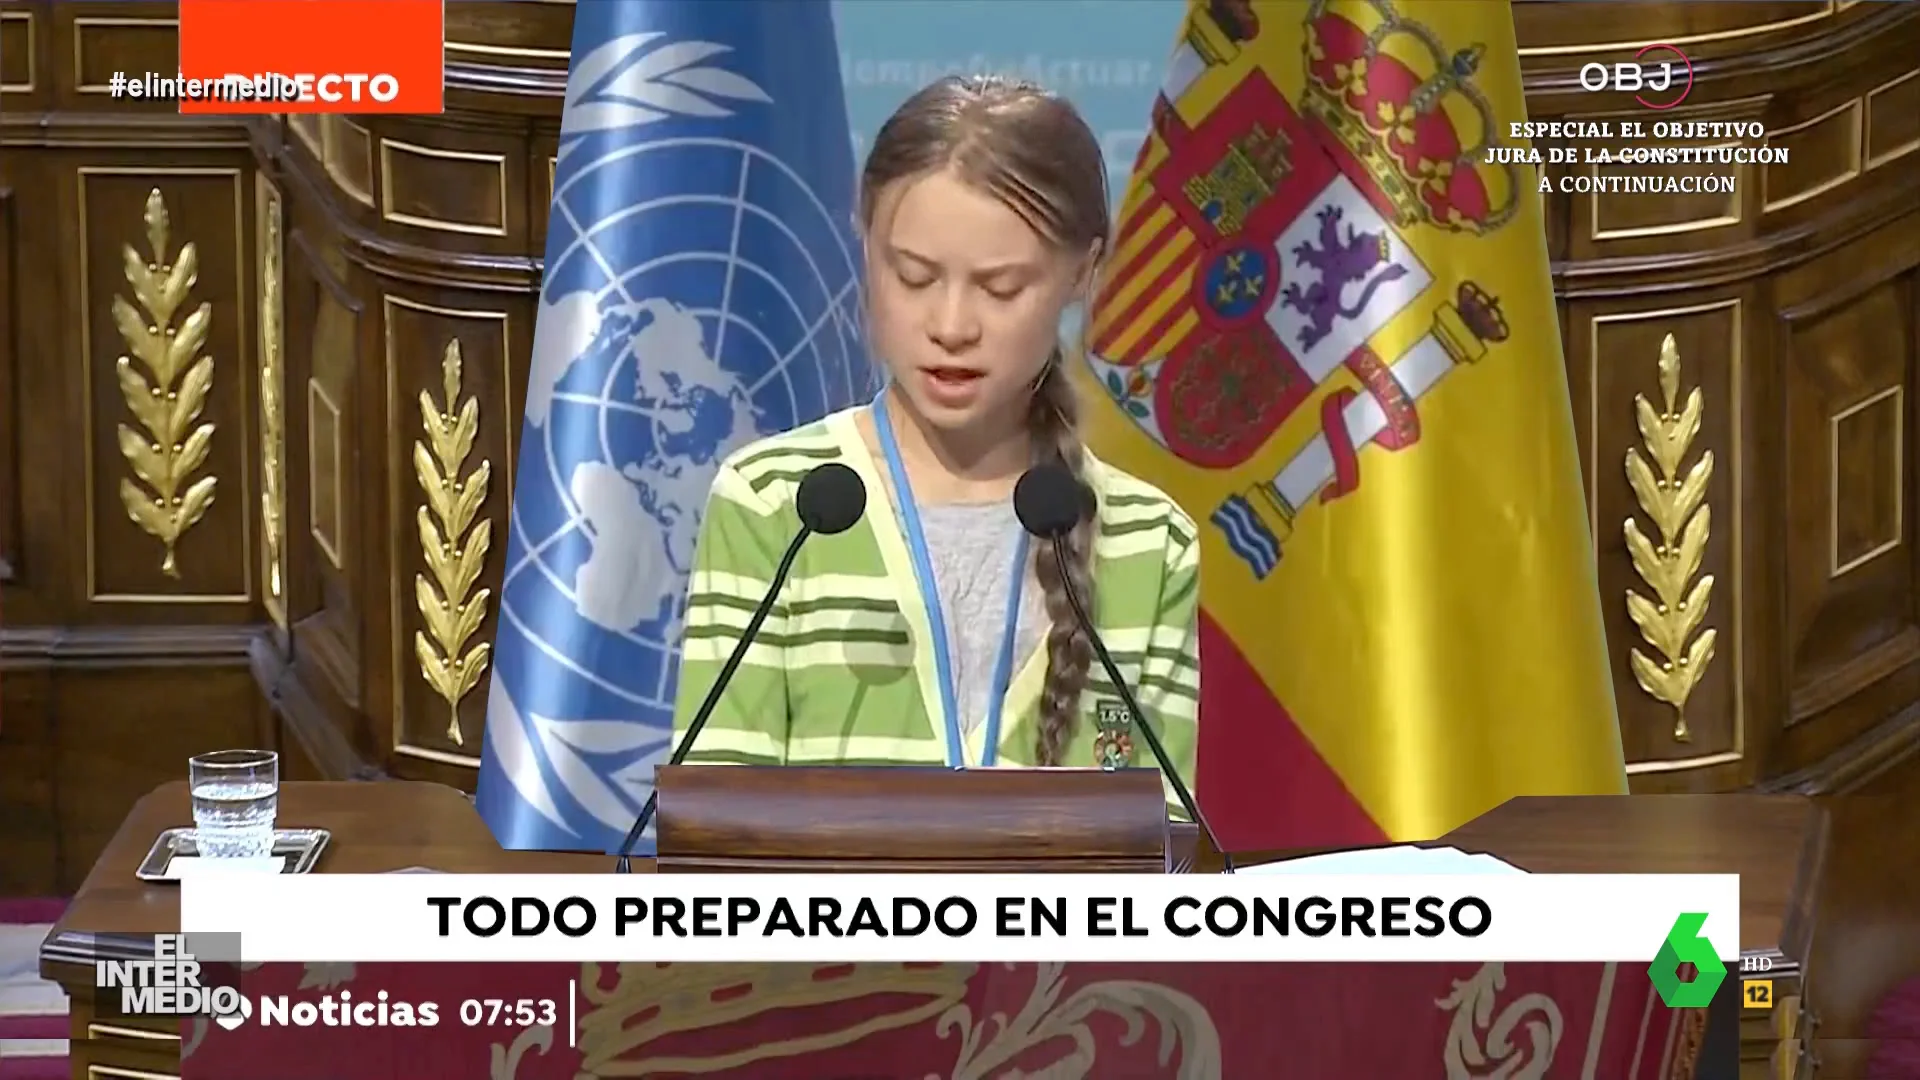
[871,392,1029,767]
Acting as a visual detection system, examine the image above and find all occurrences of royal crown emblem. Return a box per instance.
[1300,0,1520,235]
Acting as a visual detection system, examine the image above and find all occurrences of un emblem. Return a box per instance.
[480,29,872,847]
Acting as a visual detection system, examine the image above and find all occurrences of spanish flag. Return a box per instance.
[1082,0,1626,850]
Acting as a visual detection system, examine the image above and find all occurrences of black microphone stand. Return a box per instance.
[1051,535,1236,874]
[614,525,813,872]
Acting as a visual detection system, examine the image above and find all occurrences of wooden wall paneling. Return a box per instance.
[251,51,551,788]
[308,289,351,578]
[1516,0,1863,58]
[379,136,515,241]
[49,635,264,891]
[1528,0,1920,797]
[1755,17,1920,796]
[1772,225,1920,768]
[0,19,64,629]
[0,1,272,895]
[0,0,25,586]
[277,173,381,780]
[0,137,37,894]
[0,6,38,102]
[281,177,363,654]
[0,659,56,894]
[1586,101,1764,263]
[250,165,358,784]
[1,1,59,898]
[1761,98,1864,217]
[62,7,177,109]
[320,117,377,212]
[0,183,16,584]
[1864,69,1920,171]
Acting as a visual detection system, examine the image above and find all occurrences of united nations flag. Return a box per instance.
[477,0,870,852]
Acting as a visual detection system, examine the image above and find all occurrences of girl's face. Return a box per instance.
[865,169,1090,435]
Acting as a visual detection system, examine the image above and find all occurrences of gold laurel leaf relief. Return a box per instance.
[259,188,286,608]
[413,339,494,746]
[112,189,218,578]
[1623,333,1717,741]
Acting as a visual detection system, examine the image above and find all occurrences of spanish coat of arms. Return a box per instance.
[1086,0,1518,580]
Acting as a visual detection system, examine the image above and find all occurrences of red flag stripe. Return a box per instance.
[1194,613,1387,852]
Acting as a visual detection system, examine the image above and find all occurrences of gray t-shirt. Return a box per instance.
[918,501,1049,747]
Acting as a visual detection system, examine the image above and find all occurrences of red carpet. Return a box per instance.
[0,899,66,1080]
[1870,976,1920,1079]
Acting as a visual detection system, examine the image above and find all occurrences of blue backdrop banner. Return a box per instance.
[834,0,1183,212]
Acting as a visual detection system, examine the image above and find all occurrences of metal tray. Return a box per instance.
[136,827,331,882]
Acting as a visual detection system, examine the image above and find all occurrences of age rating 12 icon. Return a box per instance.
[1649,912,1728,1007]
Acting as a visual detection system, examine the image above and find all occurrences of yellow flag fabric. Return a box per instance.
[1079,0,1626,848]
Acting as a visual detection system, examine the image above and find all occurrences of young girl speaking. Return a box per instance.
[670,75,1201,817]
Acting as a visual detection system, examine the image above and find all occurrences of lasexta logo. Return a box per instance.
[1648,912,1727,1007]
[1578,44,1693,110]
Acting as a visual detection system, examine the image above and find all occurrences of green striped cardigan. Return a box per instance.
[670,406,1201,818]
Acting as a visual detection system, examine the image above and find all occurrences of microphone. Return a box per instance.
[614,461,867,871]
[1013,463,1235,874]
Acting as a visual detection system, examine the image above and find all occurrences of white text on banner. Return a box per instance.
[181,873,1741,964]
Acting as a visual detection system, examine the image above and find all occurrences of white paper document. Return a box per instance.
[1239,844,1527,876]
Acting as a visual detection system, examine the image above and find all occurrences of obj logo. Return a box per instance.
[1579,44,1694,110]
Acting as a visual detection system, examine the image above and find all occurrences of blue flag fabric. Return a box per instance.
[477,0,869,852]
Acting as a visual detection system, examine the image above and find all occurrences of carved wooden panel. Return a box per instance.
[257,174,287,630]
[1778,272,1918,733]
[1529,0,1920,792]
[536,152,558,250]
[0,7,34,97]
[0,183,17,583]
[1516,1,1860,55]
[1765,100,1864,214]
[287,113,323,168]
[1569,98,1763,259]
[380,138,510,237]
[382,294,516,766]
[0,663,55,894]
[78,169,252,604]
[1575,299,1747,776]
[307,349,345,568]
[1865,70,1920,170]
[284,220,364,685]
[323,117,375,208]
[444,0,572,75]
[3,0,265,895]
[64,11,176,105]
[373,120,531,253]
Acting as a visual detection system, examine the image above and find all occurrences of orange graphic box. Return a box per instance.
[178,0,444,115]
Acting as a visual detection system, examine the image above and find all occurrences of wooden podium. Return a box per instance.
[39,781,1829,1080]
[654,764,1173,873]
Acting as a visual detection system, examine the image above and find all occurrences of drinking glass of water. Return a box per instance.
[188,750,279,859]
